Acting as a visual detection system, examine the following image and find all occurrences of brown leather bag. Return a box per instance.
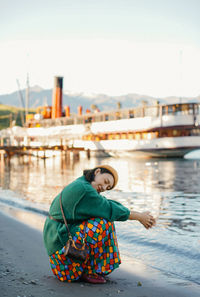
[59,192,87,262]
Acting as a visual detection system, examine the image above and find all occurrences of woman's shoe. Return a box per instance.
[81,273,106,284]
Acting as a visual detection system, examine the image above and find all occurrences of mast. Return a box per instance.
[25,73,30,122]
[179,50,183,104]
[16,79,25,126]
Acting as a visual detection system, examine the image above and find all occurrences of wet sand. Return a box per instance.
[0,210,200,297]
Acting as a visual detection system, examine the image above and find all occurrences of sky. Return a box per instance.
[0,0,200,98]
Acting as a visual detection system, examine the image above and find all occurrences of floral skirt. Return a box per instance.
[49,218,121,282]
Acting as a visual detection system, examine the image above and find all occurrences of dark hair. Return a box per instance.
[83,167,114,183]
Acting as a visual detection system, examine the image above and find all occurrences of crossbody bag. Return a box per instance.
[59,191,87,261]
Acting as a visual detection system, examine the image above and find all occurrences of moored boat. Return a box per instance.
[25,102,200,158]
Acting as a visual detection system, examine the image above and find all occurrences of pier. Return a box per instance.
[0,142,90,166]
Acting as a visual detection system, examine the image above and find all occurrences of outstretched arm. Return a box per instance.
[129,211,156,229]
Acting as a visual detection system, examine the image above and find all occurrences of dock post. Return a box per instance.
[29,150,32,165]
[0,150,5,187]
[60,138,62,158]
[0,138,5,167]
[87,149,91,159]
[64,148,70,165]
[6,152,11,167]
[43,150,46,167]
[64,146,67,161]
[0,150,5,168]
[73,150,80,161]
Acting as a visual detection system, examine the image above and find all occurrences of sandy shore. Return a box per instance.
[0,209,200,297]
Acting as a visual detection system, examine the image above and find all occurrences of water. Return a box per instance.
[0,154,200,284]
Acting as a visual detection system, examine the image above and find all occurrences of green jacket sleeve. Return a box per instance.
[75,183,130,222]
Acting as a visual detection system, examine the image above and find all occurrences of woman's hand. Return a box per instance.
[138,211,156,229]
[129,211,156,229]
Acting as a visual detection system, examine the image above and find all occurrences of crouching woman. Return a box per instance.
[43,165,156,284]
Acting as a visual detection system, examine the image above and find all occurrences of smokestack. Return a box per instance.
[65,105,70,117]
[78,105,83,115]
[52,76,63,118]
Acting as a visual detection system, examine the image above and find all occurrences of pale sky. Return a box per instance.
[0,0,200,97]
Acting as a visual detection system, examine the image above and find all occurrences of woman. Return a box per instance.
[43,164,156,284]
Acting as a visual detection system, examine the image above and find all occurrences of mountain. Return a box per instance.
[0,86,199,113]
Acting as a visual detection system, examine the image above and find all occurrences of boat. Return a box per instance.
[3,77,200,158]
[24,101,200,158]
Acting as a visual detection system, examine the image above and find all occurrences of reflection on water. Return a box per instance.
[0,154,200,284]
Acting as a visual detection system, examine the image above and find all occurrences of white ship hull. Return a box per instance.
[71,136,200,158]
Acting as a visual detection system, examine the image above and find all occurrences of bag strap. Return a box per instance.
[59,191,86,242]
[59,192,72,239]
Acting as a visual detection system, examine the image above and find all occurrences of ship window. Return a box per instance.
[85,117,93,123]
[129,110,134,118]
[97,115,104,122]
[135,133,141,140]
[147,133,152,140]
[112,134,118,140]
[134,108,143,118]
[108,113,115,121]
[145,107,158,117]
[174,104,182,115]
[121,133,127,139]
[162,106,168,115]
[160,130,167,137]
[65,118,70,125]
[128,133,134,139]
[115,112,121,120]
[194,104,200,115]
[181,129,189,136]
[181,104,189,115]
[93,115,100,122]
[168,105,174,114]
[151,132,158,139]
[192,129,200,135]
[77,117,84,124]
[141,133,147,139]
[188,104,194,114]
[100,134,106,140]
[121,111,129,119]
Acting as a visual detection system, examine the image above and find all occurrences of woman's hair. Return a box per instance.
[83,167,114,184]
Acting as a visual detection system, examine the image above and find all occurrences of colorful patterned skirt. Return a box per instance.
[49,218,121,282]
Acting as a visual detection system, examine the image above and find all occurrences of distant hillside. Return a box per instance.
[0,104,26,130]
[0,86,199,114]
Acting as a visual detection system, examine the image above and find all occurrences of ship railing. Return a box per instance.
[28,102,200,128]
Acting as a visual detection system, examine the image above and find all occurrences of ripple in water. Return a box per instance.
[0,155,200,284]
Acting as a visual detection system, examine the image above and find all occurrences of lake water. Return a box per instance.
[0,153,200,285]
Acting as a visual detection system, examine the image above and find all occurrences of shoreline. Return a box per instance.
[0,205,200,297]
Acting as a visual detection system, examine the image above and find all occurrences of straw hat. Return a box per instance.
[98,165,118,189]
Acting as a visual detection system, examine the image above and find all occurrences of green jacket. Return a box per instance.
[43,176,130,255]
